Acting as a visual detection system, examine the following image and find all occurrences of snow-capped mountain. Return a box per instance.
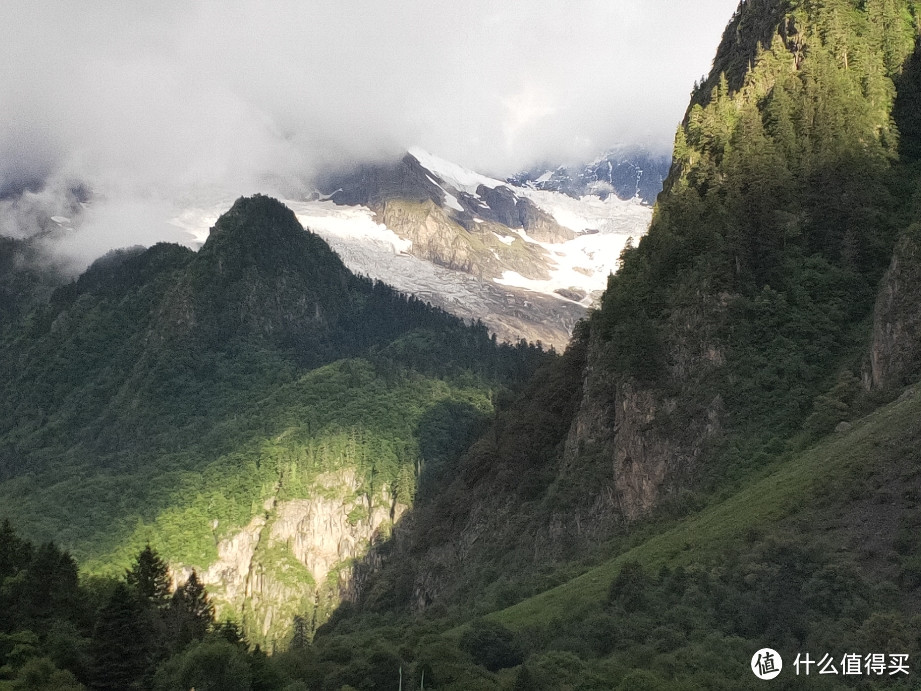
[306,149,652,348]
[9,150,653,350]
[508,148,672,205]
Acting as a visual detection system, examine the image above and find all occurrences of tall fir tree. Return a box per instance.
[89,582,153,691]
[125,544,171,610]
[168,570,214,652]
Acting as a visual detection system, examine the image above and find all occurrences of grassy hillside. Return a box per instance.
[491,386,921,632]
[281,385,918,689]
[3,383,918,688]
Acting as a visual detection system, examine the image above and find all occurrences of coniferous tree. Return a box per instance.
[289,615,309,651]
[212,620,248,648]
[168,570,214,651]
[22,542,80,627]
[89,582,152,690]
[0,520,33,633]
[0,519,31,580]
[125,544,171,610]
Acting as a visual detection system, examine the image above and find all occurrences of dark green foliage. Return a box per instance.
[302,2,921,689]
[608,560,648,612]
[212,620,249,649]
[167,571,214,651]
[289,616,309,651]
[125,544,171,610]
[2,2,921,689]
[0,194,545,595]
[458,619,525,671]
[89,582,153,690]
[595,0,921,474]
[415,398,490,502]
[152,639,252,691]
[0,523,83,644]
[0,237,65,335]
[5,655,85,690]
[0,527,239,690]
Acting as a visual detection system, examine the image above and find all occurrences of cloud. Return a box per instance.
[0,0,738,265]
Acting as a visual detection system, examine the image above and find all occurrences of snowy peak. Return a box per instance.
[407,147,504,195]
[305,149,652,348]
[508,148,672,205]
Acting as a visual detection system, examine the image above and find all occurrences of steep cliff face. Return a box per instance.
[377,198,551,280]
[193,469,406,645]
[868,224,921,391]
[562,308,725,523]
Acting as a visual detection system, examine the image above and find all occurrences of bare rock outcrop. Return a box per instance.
[192,469,406,646]
[867,225,921,392]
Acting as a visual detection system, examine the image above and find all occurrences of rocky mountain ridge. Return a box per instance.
[508,148,672,205]
[0,194,546,646]
[310,149,652,348]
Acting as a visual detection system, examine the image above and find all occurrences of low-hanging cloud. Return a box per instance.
[0,0,738,267]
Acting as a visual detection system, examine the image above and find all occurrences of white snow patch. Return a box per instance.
[493,232,515,245]
[515,187,651,235]
[286,200,412,256]
[408,147,503,195]
[494,228,638,303]
[442,191,463,212]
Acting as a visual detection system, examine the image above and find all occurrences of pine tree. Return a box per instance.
[0,518,31,580]
[168,570,214,651]
[290,615,309,650]
[125,544,171,610]
[89,582,152,690]
[22,542,80,626]
[213,619,249,648]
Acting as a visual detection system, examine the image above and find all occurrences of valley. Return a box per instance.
[2,0,921,688]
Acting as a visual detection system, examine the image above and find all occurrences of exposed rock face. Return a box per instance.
[349,301,727,614]
[196,469,406,646]
[204,514,266,603]
[475,184,519,228]
[312,151,652,349]
[561,298,725,521]
[327,154,442,209]
[328,154,577,278]
[515,197,576,243]
[867,225,921,392]
[508,148,672,205]
[377,198,551,281]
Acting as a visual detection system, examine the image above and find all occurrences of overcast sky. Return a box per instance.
[0,0,738,264]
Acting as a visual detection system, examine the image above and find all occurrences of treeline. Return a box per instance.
[0,521,264,690]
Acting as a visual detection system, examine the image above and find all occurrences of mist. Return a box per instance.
[0,0,739,268]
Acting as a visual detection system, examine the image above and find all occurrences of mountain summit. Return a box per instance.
[310,149,651,347]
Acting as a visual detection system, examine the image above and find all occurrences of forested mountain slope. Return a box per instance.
[0,195,545,646]
[351,0,921,629]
